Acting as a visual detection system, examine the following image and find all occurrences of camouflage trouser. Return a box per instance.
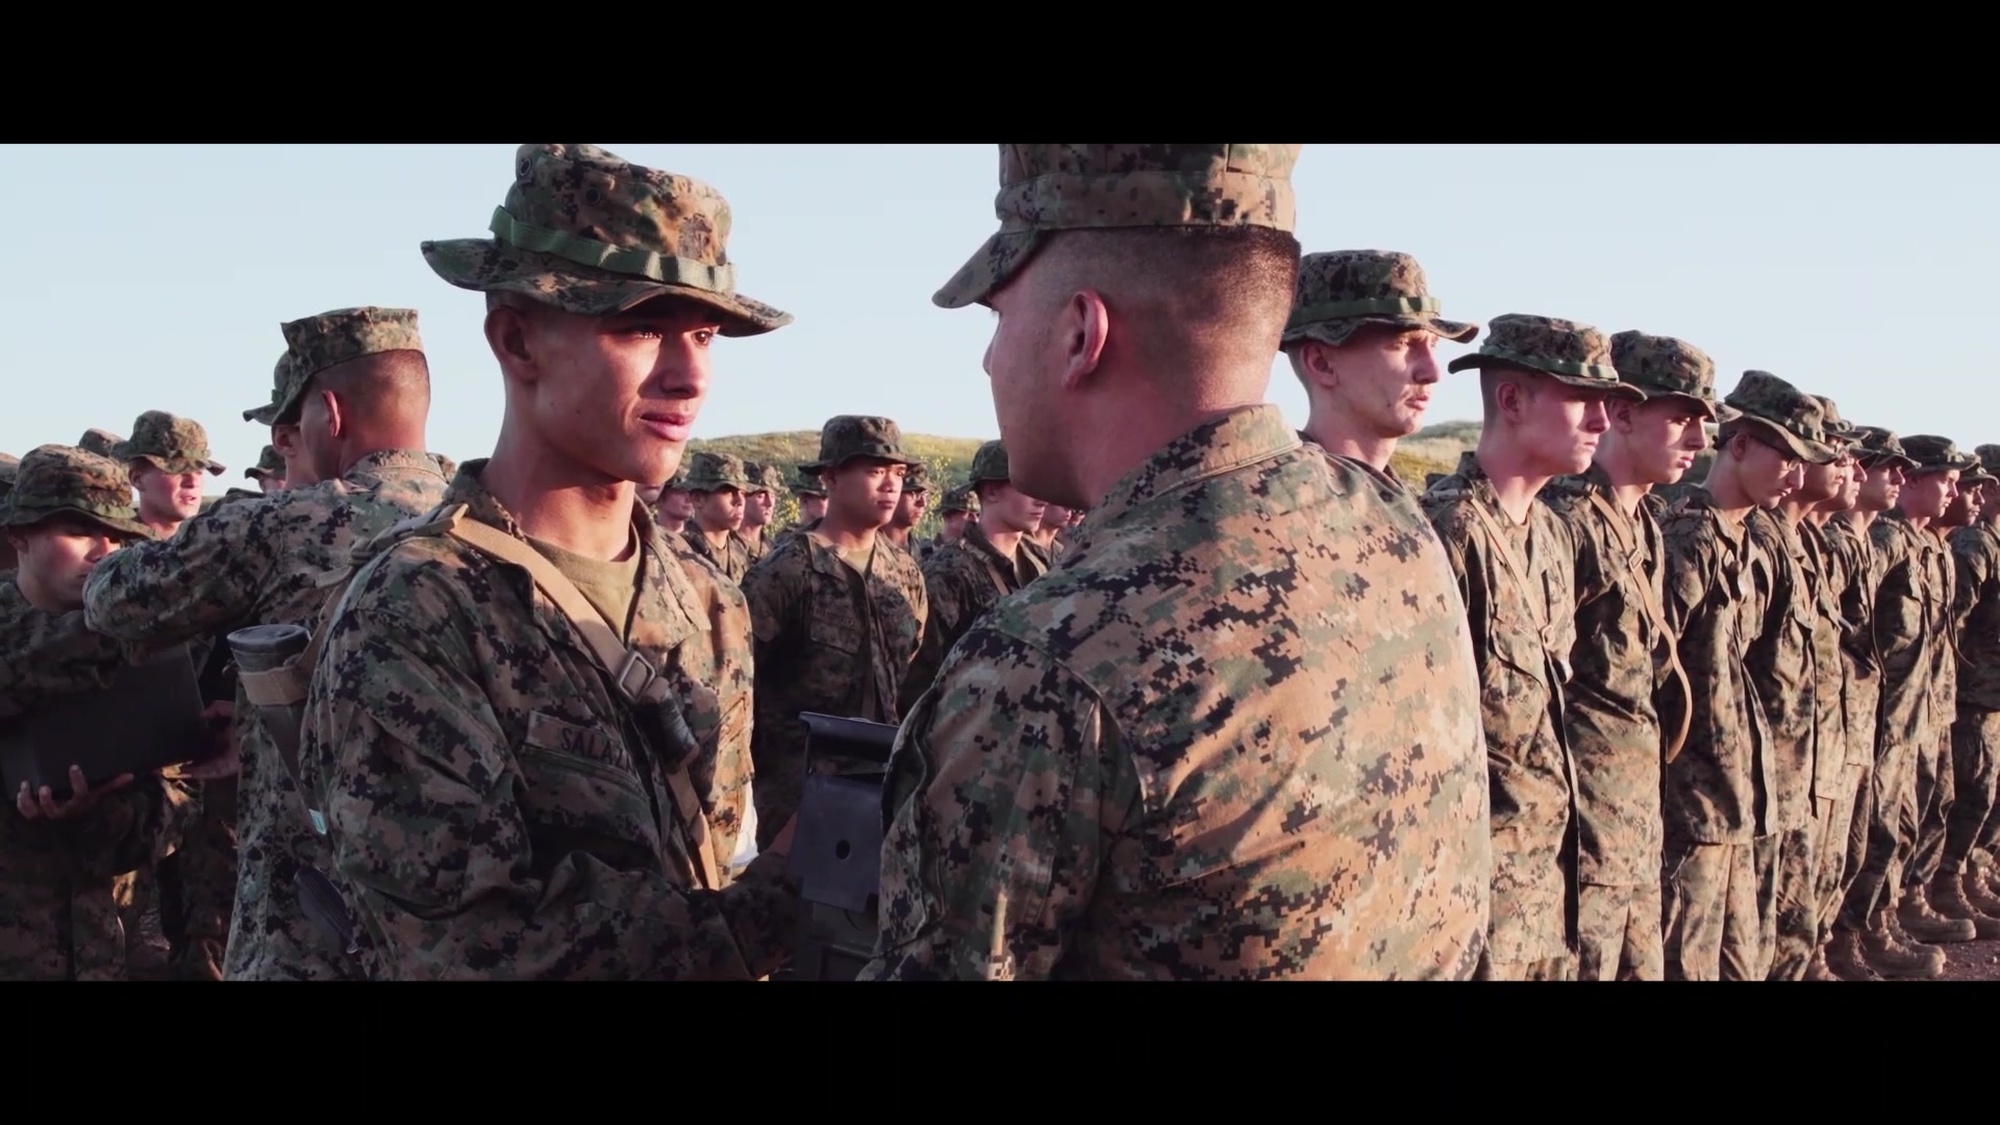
[1841,734,1918,929]
[1767,820,1822,981]
[1819,765,1871,934]
[1662,836,1761,980]
[1478,955,1575,981]
[1943,705,2000,876]
[1906,730,1955,889]
[161,778,236,981]
[111,865,170,979]
[1575,882,1663,981]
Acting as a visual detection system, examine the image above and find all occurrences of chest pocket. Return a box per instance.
[806,595,866,658]
[514,708,661,859]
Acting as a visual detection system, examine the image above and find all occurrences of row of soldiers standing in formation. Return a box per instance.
[3,139,1992,980]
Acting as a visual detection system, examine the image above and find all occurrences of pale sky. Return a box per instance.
[2,143,1992,483]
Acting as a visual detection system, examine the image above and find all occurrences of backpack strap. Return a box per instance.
[440,511,722,893]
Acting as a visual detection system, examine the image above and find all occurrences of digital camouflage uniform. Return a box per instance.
[1424,314,1643,981]
[298,142,796,979]
[1658,471,1781,976]
[1723,373,1844,981]
[887,461,930,556]
[1537,329,1726,981]
[864,143,1489,981]
[0,445,194,980]
[678,451,755,583]
[901,440,1048,713]
[82,306,451,982]
[1870,436,1977,950]
[1948,444,2000,905]
[106,408,229,979]
[740,415,928,851]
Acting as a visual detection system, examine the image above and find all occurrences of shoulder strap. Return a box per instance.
[443,513,722,893]
[1584,491,1692,763]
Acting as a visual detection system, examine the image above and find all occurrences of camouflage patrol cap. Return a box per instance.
[967,439,1012,485]
[1445,314,1645,402]
[114,411,225,476]
[681,450,753,493]
[902,462,930,492]
[800,416,920,473]
[0,452,16,491]
[423,144,792,336]
[1719,372,1843,466]
[1282,249,1478,349]
[243,350,295,424]
[1899,435,1980,477]
[755,462,787,495]
[935,144,1302,310]
[250,307,426,426]
[1970,444,2000,487]
[1808,395,1860,455]
[791,465,827,497]
[1849,426,1920,472]
[938,484,979,515]
[246,444,285,481]
[77,429,124,458]
[1609,331,1736,422]
[0,445,152,539]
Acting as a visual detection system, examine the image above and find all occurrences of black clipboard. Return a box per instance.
[0,643,209,801]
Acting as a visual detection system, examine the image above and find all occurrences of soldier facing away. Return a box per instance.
[865,143,1491,981]
[297,143,798,979]
[82,306,452,982]
[1537,328,1723,981]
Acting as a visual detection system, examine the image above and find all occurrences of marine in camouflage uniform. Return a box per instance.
[678,451,754,583]
[1655,379,1816,979]
[1826,427,1946,977]
[1948,445,2000,920]
[865,143,1489,981]
[881,460,929,554]
[104,409,230,978]
[1424,314,1641,981]
[1279,248,1478,479]
[792,464,828,528]
[1791,396,1866,980]
[1870,435,1978,956]
[1537,329,1724,981]
[297,142,795,979]
[82,305,452,981]
[740,415,927,850]
[0,445,195,980]
[1927,448,2000,935]
[1719,373,1843,981]
[738,462,784,564]
[899,440,1048,713]
[246,445,286,493]
[920,485,978,563]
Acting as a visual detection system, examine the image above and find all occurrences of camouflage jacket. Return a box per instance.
[681,526,751,583]
[1743,508,1819,832]
[1800,520,1851,801]
[1658,490,1776,843]
[1539,467,1670,888]
[899,523,1047,714]
[739,527,926,845]
[296,461,788,980]
[1929,528,1962,738]
[862,406,1490,981]
[1824,516,1886,774]
[0,579,192,980]
[741,529,772,566]
[1870,512,1950,757]
[1423,451,1576,964]
[1951,522,2000,712]
[78,448,451,981]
